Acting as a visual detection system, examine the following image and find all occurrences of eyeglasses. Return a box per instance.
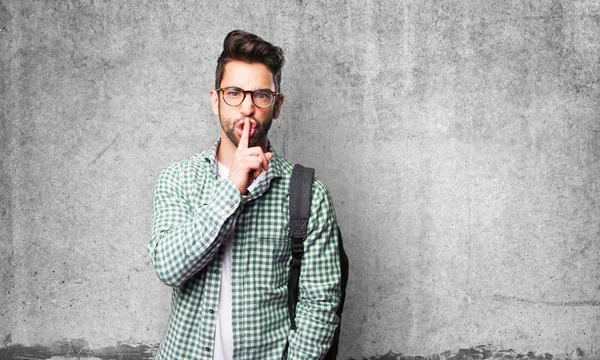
[217,87,280,108]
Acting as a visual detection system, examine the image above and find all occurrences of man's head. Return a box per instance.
[210,30,285,151]
[214,30,285,92]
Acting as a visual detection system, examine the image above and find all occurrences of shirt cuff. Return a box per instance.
[204,177,243,227]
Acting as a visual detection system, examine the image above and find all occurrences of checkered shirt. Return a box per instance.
[149,140,342,360]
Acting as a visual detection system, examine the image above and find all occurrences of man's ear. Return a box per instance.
[210,89,219,116]
[273,94,284,119]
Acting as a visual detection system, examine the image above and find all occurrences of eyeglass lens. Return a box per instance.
[222,88,274,108]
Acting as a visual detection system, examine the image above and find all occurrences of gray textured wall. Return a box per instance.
[1,1,599,359]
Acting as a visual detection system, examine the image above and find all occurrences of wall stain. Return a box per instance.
[493,294,600,307]
[0,341,157,360]
[2,342,592,360]
[87,133,120,167]
[348,345,566,360]
[1,333,11,347]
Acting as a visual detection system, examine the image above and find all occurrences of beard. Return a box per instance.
[220,115,273,148]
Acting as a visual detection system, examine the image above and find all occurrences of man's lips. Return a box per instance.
[236,119,257,137]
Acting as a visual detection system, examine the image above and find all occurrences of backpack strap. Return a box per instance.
[288,164,314,330]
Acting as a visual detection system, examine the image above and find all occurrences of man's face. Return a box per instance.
[210,60,284,149]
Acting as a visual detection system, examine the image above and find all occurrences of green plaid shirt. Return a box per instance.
[149,140,341,360]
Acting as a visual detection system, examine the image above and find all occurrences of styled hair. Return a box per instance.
[215,30,285,91]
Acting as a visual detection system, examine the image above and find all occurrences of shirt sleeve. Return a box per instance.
[287,181,342,359]
[148,162,242,287]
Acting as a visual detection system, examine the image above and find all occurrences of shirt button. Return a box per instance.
[213,269,219,274]
[209,309,214,314]
[205,346,211,351]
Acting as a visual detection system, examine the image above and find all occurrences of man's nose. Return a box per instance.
[240,92,255,116]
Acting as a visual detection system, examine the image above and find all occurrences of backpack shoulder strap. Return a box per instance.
[289,164,314,238]
[288,164,314,330]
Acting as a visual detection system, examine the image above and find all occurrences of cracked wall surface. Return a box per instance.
[1,1,599,359]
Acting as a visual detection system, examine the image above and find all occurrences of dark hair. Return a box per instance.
[215,30,285,91]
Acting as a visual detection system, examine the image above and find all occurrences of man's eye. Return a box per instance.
[226,90,241,97]
[255,92,270,99]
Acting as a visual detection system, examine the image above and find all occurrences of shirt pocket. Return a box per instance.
[246,235,291,296]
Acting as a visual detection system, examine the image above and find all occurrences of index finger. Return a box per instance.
[238,118,250,150]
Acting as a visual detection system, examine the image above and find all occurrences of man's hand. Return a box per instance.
[228,118,273,195]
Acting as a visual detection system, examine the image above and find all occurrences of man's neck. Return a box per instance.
[216,136,236,168]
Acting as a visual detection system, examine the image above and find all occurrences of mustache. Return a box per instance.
[236,118,260,128]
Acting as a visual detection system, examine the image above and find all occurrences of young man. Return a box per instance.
[149,30,342,359]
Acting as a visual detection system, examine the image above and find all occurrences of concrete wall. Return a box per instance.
[1,0,599,359]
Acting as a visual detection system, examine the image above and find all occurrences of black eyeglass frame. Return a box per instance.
[217,87,281,108]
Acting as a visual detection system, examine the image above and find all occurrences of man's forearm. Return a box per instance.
[287,301,340,359]
[148,164,243,287]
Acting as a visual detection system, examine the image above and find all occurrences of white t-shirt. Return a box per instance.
[213,162,264,360]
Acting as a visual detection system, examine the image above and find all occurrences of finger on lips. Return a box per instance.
[237,124,272,171]
[238,118,250,150]
[234,118,274,181]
